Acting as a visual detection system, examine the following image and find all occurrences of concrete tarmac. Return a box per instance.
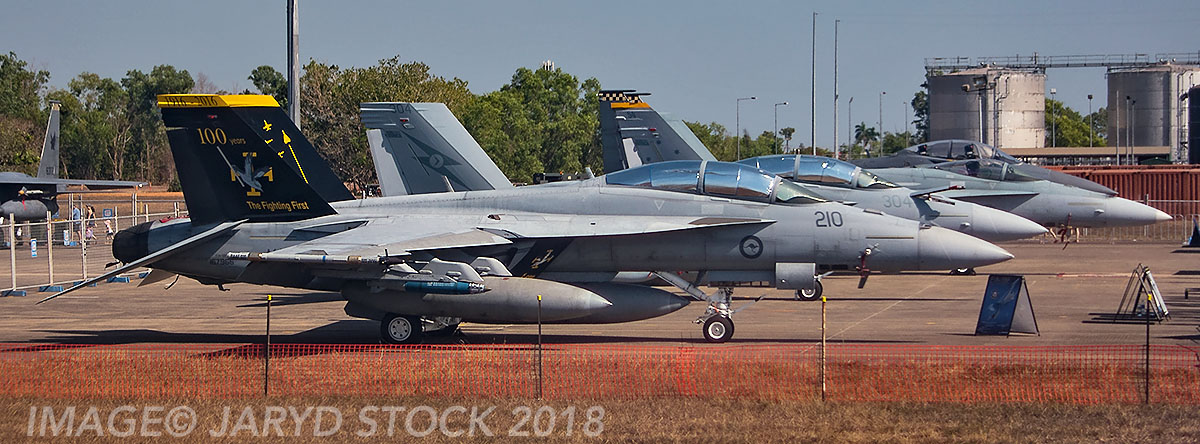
[1,242,1197,346]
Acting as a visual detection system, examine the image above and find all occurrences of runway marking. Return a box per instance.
[830,278,948,340]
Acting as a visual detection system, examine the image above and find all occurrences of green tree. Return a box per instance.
[299,56,475,189]
[1086,107,1107,144]
[121,65,194,183]
[0,52,50,174]
[911,91,929,143]
[462,65,601,180]
[685,121,735,161]
[880,131,915,154]
[248,65,288,109]
[1044,99,1101,148]
[46,73,130,180]
[779,127,795,152]
[854,123,879,149]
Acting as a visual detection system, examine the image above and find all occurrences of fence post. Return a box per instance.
[7,217,14,292]
[820,295,827,402]
[80,220,87,280]
[46,211,53,287]
[131,193,137,225]
[1143,194,1150,238]
[144,204,149,223]
[173,202,179,218]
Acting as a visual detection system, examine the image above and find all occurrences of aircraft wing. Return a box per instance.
[0,176,146,189]
[245,214,775,261]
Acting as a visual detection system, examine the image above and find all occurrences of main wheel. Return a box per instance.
[702,316,734,343]
[380,314,423,344]
[950,267,977,276]
[795,281,824,301]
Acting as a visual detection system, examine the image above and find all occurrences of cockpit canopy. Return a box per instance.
[929,158,1041,182]
[906,139,1019,163]
[739,155,898,190]
[604,160,828,205]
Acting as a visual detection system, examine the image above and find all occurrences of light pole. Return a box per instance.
[1130,99,1137,165]
[902,101,909,147]
[847,97,853,159]
[877,91,885,156]
[774,102,789,154]
[811,11,818,156]
[736,96,756,159]
[833,19,840,160]
[1087,94,1094,148]
[1050,88,1057,147]
[1125,95,1132,164]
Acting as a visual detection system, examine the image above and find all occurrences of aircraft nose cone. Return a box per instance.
[968,204,1049,242]
[1103,198,1172,227]
[1154,209,1172,223]
[918,226,1013,270]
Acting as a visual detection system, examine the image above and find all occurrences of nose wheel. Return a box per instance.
[702,316,734,343]
[795,281,823,301]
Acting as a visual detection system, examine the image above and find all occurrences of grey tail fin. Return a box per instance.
[597,90,716,174]
[36,101,61,179]
[157,94,347,225]
[360,102,512,196]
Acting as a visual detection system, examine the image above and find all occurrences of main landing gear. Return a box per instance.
[380,314,461,344]
[653,272,768,343]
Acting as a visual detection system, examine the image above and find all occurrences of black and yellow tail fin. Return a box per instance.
[158,94,351,224]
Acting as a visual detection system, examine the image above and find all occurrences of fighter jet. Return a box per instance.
[868,159,1172,230]
[1,101,144,222]
[849,139,1118,196]
[595,90,1047,244]
[39,95,1012,344]
[360,99,1034,294]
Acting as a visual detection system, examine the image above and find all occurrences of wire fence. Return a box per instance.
[0,343,1197,404]
[1,198,185,294]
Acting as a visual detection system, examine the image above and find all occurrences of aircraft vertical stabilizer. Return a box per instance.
[597,90,715,174]
[360,102,512,196]
[157,94,347,224]
[37,101,61,179]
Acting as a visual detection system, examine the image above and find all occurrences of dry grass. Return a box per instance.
[3,396,1200,443]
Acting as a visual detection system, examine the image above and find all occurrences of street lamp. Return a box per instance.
[1050,88,1057,147]
[1087,94,1094,148]
[774,102,789,154]
[1130,99,1137,165]
[877,91,885,157]
[736,96,756,159]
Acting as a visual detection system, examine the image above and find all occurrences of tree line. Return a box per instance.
[0,51,1109,188]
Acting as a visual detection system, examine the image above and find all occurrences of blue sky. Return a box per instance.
[3,0,1198,148]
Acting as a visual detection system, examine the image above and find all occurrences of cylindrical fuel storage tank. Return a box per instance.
[1190,85,1200,164]
[1106,65,1200,162]
[927,68,1045,149]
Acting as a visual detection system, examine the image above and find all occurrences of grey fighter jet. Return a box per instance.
[849,139,1118,196]
[595,90,1047,243]
[1,102,144,222]
[869,159,1172,229]
[39,95,1012,344]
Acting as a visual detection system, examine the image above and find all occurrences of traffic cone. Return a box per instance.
[1187,216,1200,248]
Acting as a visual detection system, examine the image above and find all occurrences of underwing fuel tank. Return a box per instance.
[343,277,690,324]
[348,273,691,321]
